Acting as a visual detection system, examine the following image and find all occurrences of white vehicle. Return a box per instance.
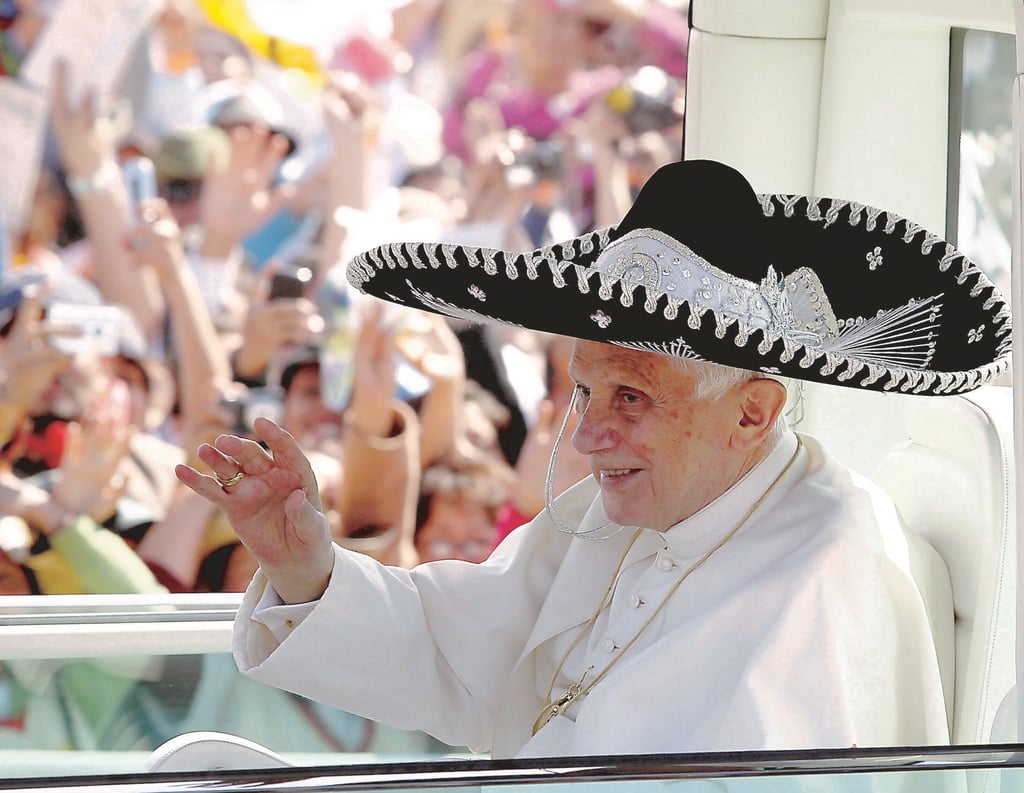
[1,0,1021,790]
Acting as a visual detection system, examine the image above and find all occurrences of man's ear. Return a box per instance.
[731,378,787,450]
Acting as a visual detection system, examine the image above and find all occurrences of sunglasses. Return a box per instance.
[159,178,203,205]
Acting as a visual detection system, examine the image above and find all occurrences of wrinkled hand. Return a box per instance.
[175,417,333,603]
[199,125,294,256]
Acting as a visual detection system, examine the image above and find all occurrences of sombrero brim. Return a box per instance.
[346,162,1010,396]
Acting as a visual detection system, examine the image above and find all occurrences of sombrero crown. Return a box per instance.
[347,159,1011,395]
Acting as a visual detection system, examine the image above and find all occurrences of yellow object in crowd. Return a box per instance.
[193,0,325,84]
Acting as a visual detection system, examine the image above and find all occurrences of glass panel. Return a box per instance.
[0,649,460,778]
[0,597,464,777]
[951,28,1015,300]
[0,593,240,624]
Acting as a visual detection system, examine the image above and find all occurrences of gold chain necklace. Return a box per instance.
[532,436,804,736]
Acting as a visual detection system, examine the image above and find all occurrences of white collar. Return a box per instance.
[656,431,802,559]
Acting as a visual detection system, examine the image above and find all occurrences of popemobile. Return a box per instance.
[1,1,1024,792]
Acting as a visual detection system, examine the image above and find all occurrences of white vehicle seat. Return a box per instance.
[872,386,1015,745]
[800,383,1015,745]
[145,730,294,772]
[989,684,1018,743]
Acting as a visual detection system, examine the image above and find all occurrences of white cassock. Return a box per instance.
[234,431,951,758]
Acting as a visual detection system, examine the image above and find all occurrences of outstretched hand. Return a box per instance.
[49,59,117,179]
[174,417,333,603]
[198,125,294,257]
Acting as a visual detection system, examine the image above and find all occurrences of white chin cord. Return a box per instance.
[544,386,628,540]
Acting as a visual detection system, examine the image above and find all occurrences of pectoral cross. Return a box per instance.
[532,666,594,735]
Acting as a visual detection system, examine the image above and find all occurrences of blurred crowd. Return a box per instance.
[0,0,687,598]
[0,0,687,756]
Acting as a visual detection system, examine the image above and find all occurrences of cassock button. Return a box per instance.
[285,619,295,628]
[657,555,675,571]
[629,594,644,609]
[600,637,617,653]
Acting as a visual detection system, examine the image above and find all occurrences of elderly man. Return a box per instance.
[175,160,1010,757]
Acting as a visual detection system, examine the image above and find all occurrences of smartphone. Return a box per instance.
[505,139,566,189]
[221,388,282,434]
[220,395,249,435]
[269,263,313,300]
[121,156,157,218]
[46,302,122,357]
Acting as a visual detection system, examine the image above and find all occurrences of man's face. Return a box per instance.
[41,351,109,420]
[568,340,746,531]
[113,356,149,429]
[159,178,203,229]
[416,493,497,564]
[282,365,341,444]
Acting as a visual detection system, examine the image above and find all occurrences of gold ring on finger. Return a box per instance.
[216,471,246,491]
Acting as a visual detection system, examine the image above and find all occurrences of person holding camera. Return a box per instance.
[0,266,180,589]
[573,63,684,230]
[230,258,322,389]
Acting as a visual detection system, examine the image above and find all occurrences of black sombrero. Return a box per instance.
[346,159,1010,396]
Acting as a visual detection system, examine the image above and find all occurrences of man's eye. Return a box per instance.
[573,385,590,411]
[621,391,642,405]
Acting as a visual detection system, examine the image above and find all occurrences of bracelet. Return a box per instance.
[65,161,120,199]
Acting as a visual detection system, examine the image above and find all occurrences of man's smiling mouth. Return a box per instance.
[600,468,637,479]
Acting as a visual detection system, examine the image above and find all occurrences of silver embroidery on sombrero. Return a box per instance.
[590,228,943,372]
[407,281,525,329]
[346,203,1007,394]
[831,296,942,369]
[613,337,702,360]
[351,227,611,289]
[760,193,1012,361]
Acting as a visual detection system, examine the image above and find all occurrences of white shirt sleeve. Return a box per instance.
[251,582,319,644]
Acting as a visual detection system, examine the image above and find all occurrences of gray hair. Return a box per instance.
[667,356,791,440]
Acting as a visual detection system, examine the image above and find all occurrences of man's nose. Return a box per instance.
[571,403,616,455]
